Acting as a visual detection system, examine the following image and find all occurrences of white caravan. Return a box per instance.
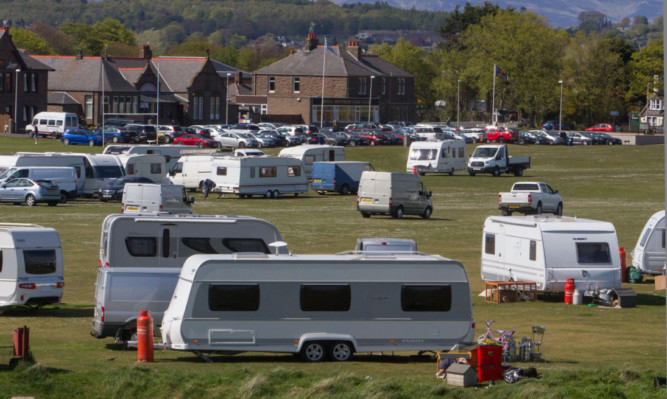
[211,156,309,199]
[161,253,474,362]
[481,215,622,293]
[406,140,467,176]
[122,183,194,214]
[278,145,345,177]
[25,112,79,138]
[354,238,418,253]
[103,144,197,172]
[92,213,287,340]
[117,154,170,184]
[0,166,80,200]
[631,210,665,275]
[0,223,64,308]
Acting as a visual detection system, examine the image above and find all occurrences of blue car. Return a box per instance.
[61,129,103,146]
[92,126,139,143]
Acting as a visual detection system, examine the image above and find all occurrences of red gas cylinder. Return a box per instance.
[619,247,627,283]
[412,166,417,174]
[564,278,575,304]
[137,310,154,362]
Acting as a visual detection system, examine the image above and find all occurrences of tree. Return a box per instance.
[93,18,137,46]
[10,27,53,55]
[29,22,73,55]
[625,39,663,105]
[438,1,503,49]
[577,11,612,35]
[59,22,103,55]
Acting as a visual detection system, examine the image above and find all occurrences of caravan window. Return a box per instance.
[639,228,652,247]
[222,238,269,253]
[209,284,260,311]
[576,243,611,264]
[485,234,495,254]
[150,164,162,174]
[216,167,227,176]
[94,165,124,179]
[401,285,451,312]
[126,164,135,175]
[304,155,315,165]
[529,240,537,261]
[0,250,3,272]
[409,149,436,160]
[287,166,301,177]
[125,237,157,257]
[259,167,276,178]
[459,148,464,157]
[181,237,217,254]
[300,284,351,311]
[23,250,56,275]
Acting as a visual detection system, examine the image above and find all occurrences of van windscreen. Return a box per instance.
[23,250,57,275]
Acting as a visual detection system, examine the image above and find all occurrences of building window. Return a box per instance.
[401,285,451,312]
[85,95,93,119]
[382,78,386,95]
[23,74,29,92]
[210,96,220,120]
[5,73,11,93]
[268,76,275,93]
[22,106,28,123]
[397,78,406,95]
[112,96,119,113]
[31,73,37,92]
[358,77,367,95]
[293,77,300,93]
[103,96,109,114]
[209,284,260,311]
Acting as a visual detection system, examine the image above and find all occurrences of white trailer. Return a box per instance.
[278,145,344,177]
[168,154,216,190]
[631,210,665,275]
[0,223,64,308]
[161,253,475,362]
[92,213,287,340]
[481,215,622,293]
[211,156,309,199]
[406,140,466,176]
[103,144,199,172]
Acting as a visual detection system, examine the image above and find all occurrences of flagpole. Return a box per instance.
[320,37,326,128]
[492,63,496,125]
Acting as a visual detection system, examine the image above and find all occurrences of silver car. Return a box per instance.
[0,178,61,206]
[215,132,260,148]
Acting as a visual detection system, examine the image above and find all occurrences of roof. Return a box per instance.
[32,56,138,92]
[0,29,53,72]
[48,91,80,105]
[446,364,475,374]
[254,45,411,78]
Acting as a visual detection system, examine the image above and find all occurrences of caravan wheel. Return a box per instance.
[329,342,353,361]
[301,342,326,362]
[272,190,279,199]
[265,190,272,199]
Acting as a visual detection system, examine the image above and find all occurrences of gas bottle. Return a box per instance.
[564,278,575,304]
[137,310,154,362]
[619,247,627,283]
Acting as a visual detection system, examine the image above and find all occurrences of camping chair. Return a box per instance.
[531,326,546,362]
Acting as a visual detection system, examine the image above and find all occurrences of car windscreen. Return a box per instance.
[472,147,498,158]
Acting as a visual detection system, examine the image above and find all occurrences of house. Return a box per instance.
[640,93,664,132]
[251,33,416,125]
[0,26,53,133]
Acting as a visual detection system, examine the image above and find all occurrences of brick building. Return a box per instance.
[252,34,416,125]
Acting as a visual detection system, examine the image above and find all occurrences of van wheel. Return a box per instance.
[340,185,349,195]
[301,342,326,362]
[422,207,432,219]
[361,212,371,218]
[63,138,70,145]
[59,191,68,204]
[469,172,476,176]
[88,139,95,146]
[329,342,353,362]
[493,167,500,177]
[555,203,563,216]
[25,194,36,207]
[265,190,272,199]
[393,206,404,219]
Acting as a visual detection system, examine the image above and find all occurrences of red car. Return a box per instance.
[585,123,615,132]
[173,133,219,148]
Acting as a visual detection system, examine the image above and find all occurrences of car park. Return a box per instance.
[125,124,160,143]
[248,132,280,147]
[257,130,288,146]
[355,130,389,146]
[98,176,156,201]
[585,123,617,132]
[460,128,486,143]
[531,130,563,145]
[0,178,61,206]
[215,132,260,148]
[61,129,103,146]
[173,133,219,148]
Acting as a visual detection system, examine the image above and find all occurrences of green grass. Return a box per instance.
[0,136,664,398]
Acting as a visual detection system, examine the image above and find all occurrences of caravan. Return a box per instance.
[104,144,197,172]
[161,253,475,361]
[631,210,665,275]
[481,215,622,293]
[278,145,344,177]
[116,154,170,184]
[406,141,467,176]
[92,213,287,340]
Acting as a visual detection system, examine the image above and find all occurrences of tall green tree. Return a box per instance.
[9,27,53,54]
[626,38,664,105]
[438,1,503,49]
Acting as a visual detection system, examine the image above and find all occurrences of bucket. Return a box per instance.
[572,290,583,305]
[626,266,643,284]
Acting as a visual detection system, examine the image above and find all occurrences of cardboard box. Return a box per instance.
[655,275,665,291]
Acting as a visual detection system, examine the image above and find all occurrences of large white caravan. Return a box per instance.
[278,145,344,177]
[481,215,622,293]
[161,253,474,362]
[92,213,287,340]
[631,210,665,275]
[211,156,309,198]
[0,223,64,308]
[406,140,466,176]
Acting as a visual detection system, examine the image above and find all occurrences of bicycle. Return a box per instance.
[476,320,517,362]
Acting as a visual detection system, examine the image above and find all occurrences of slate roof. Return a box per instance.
[254,45,411,78]
[0,30,53,71]
[31,56,138,92]
[48,91,80,105]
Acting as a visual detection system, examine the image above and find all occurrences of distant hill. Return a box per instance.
[332,0,663,27]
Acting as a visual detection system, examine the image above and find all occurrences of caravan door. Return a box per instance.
[634,213,665,274]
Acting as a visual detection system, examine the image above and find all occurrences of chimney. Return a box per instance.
[347,41,361,60]
[76,48,83,60]
[305,33,318,52]
[235,71,242,84]
[140,44,152,59]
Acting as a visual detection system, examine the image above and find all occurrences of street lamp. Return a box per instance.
[457,79,461,128]
[368,75,375,123]
[646,81,652,134]
[558,80,563,134]
[14,69,20,133]
[226,72,232,125]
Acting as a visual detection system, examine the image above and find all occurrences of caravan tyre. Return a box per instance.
[272,190,279,199]
[265,190,272,199]
[301,342,326,362]
[361,212,371,218]
[393,206,404,219]
[329,342,353,362]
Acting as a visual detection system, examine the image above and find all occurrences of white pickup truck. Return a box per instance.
[498,182,563,216]
[467,144,531,177]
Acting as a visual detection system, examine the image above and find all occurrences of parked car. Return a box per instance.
[61,129,103,146]
[92,126,138,143]
[531,130,564,145]
[98,176,156,201]
[215,132,260,148]
[585,123,617,132]
[0,178,61,206]
[257,130,288,147]
[380,130,404,145]
[589,132,622,145]
[460,128,486,143]
[566,132,593,145]
[321,131,349,146]
[173,133,219,148]
[248,132,280,147]
[517,131,537,145]
[356,130,389,146]
[125,124,160,143]
[335,131,367,146]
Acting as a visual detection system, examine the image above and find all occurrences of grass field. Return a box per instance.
[0,136,664,398]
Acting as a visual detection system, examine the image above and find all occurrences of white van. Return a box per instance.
[481,215,622,293]
[122,183,194,214]
[161,253,475,362]
[357,171,432,219]
[278,145,345,177]
[631,210,665,275]
[0,166,80,201]
[25,112,79,138]
[92,213,288,340]
[211,156,309,199]
[406,140,467,176]
[168,154,215,190]
[0,223,64,308]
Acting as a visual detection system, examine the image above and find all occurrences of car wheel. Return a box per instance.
[349,141,356,147]
[238,142,246,148]
[340,185,349,195]
[393,206,404,219]
[59,191,68,204]
[88,140,95,146]
[369,141,376,146]
[361,212,371,218]
[63,138,70,145]
[555,203,563,216]
[422,206,432,220]
[198,142,204,148]
[514,167,523,177]
[469,172,476,176]
[536,203,543,215]
[329,342,353,362]
[497,137,505,143]
[25,194,36,207]
[501,209,512,216]
[265,190,272,199]
[112,136,119,143]
[301,342,326,362]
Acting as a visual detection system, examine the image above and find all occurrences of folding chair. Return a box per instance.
[531,326,546,362]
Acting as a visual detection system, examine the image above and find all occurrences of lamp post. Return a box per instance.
[457,79,461,128]
[14,69,20,133]
[558,80,563,134]
[646,81,652,134]
[368,75,375,123]
[226,72,232,125]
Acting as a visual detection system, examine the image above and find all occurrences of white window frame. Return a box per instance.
[268,76,275,93]
[293,77,300,93]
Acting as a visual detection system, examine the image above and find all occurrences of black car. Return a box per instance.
[518,131,537,145]
[125,124,159,143]
[92,126,138,143]
[98,176,155,201]
[589,132,623,145]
